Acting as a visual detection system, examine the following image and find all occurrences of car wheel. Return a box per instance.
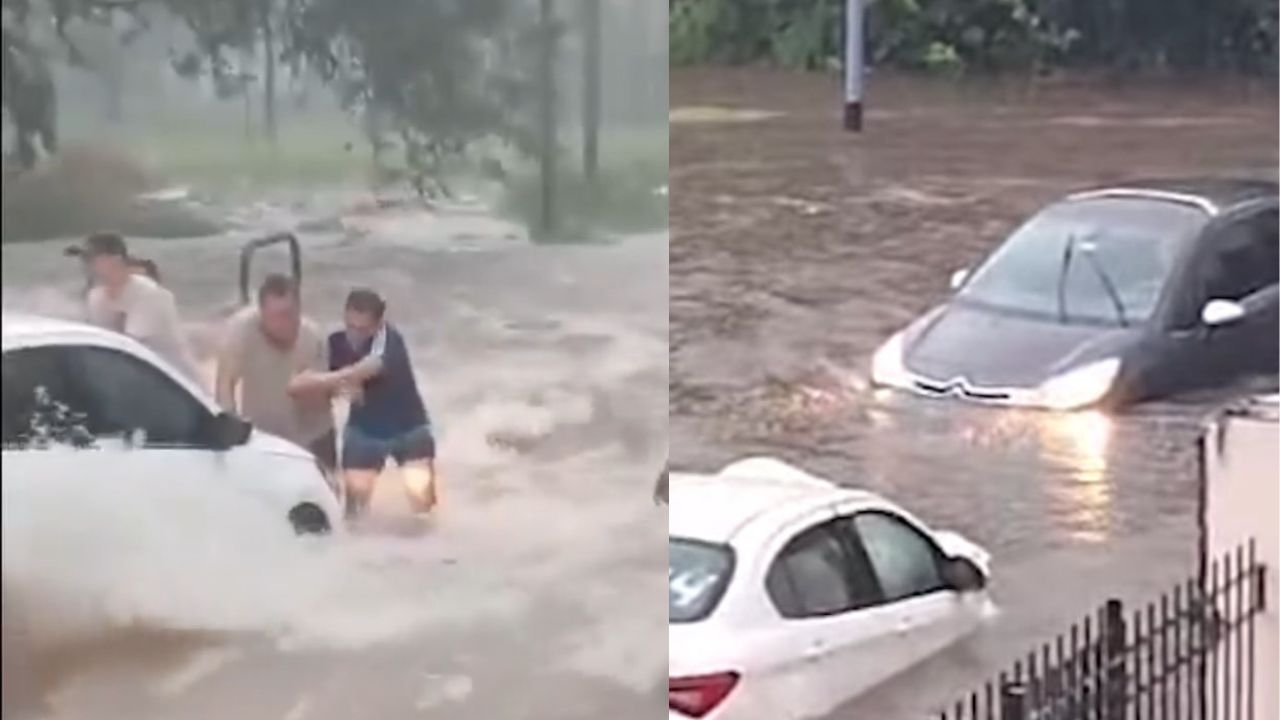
[288,503,331,536]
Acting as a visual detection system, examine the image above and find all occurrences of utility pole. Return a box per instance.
[581,0,601,180]
[539,0,558,236]
[843,0,864,132]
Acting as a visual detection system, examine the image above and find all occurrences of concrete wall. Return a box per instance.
[1203,394,1279,720]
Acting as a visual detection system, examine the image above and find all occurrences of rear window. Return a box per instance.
[670,538,734,623]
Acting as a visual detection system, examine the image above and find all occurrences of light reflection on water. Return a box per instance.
[744,374,1216,573]
[1038,410,1114,544]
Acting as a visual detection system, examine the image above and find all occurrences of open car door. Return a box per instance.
[239,232,303,306]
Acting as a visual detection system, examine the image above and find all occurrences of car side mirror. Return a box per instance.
[1239,284,1279,314]
[941,556,986,593]
[949,268,971,291]
[1201,299,1246,327]
[205,412,252,450]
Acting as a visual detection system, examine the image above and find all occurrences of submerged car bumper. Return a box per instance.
[873,361,1045,408]
[872,332,1121,411]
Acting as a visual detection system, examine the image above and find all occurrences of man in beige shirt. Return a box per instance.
[216,274,338,469]
[74,233,201,382]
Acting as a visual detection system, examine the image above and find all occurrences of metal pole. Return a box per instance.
[539,0,558,236]
[581,0,601,180]
[843,0,864,132]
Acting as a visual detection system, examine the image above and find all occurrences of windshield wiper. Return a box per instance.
[1079,241,1130,327]
[1057,234,1076,323]
[1057,233,1130,327]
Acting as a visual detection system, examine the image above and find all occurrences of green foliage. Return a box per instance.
[3,0,540,183]
[770,0,840,69]
[1040,0,1278,73]
[668,0,723,65]
[498,133,668,241]
[282,0,537,197]
[3,0,138,169]
[669,0,1277,75]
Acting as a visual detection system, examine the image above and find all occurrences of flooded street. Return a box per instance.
[1,202,668,719]
[669,68,1277,718]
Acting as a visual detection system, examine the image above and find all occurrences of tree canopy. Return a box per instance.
[670,0,1278,75]
[2,0,541,178]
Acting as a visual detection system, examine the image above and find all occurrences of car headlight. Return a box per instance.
[1038,358,1121,411]
[871,332,909,386]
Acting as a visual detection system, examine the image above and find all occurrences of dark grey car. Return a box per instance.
[871,179,1279,410]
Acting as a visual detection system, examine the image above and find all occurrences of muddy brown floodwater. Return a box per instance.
[669,68,1278,719]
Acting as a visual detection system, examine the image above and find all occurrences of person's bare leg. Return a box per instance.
[344,469,380,520]
[401,459,437,514]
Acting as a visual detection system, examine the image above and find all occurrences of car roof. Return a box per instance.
[1067,178,1278,216]
[668,457,884,545]
[1,311,216,409]
[1,311,94,338]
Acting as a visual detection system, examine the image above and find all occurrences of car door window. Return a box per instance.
[1,347,92,449]
[766,521,879,618]
[1192,209,1279,315]
[851,512,947,602]
[63,345,211,447]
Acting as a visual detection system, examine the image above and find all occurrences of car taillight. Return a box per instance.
[669,672,739,718]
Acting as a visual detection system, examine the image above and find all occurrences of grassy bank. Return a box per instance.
[111,114,367,191]
[497,128,669,241]
[3,116,667,243]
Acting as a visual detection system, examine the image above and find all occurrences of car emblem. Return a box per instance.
[914,376,1010,402]
[915,376,970,395]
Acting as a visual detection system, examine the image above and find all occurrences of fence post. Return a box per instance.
[1257,563,1267,612]
[1104,599,1127,720]
[1000,683,1027,720]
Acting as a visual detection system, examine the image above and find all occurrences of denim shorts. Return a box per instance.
[341,424,436,470]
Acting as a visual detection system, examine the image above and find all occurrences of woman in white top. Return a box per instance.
[71,232,201,383]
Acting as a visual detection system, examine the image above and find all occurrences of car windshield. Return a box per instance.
[958,198,1208,325]
[670,538,734,623]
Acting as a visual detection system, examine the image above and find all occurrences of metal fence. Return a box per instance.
[941,541,1267,720]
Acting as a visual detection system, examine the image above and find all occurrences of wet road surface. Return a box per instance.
[1,204,668,719]
[669,68,1277,718]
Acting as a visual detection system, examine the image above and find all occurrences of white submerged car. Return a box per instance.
[669,458,992,720]
[1,313,342,534]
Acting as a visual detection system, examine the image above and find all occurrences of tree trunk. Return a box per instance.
[580,0,600,180]
[539,0,558,237]
[262,0,278,144]
[241,49,256,141]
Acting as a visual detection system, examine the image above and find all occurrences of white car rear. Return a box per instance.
[669,457,992,720]
[1,313,342,534]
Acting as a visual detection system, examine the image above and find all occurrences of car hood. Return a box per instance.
[244,430,313,461]
[904,302,1137,388]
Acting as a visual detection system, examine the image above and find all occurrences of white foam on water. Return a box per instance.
[0,448,526,653]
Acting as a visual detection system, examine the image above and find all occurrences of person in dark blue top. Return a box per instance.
[296,289,437,519]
